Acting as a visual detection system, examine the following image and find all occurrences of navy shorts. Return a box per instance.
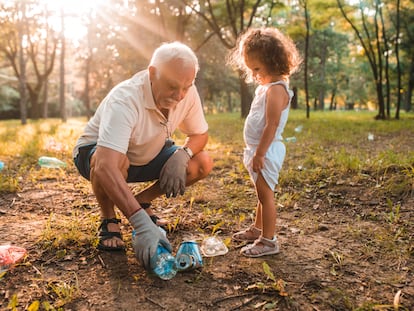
[74,143,179,182]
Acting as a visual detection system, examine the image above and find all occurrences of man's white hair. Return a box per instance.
[149,41,199,74]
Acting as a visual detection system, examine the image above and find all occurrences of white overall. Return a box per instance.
[243,81,293,190]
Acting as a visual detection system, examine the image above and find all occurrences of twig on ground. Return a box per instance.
[230,295,259,310]
[97,254,106,268]
[145,296,166,309]
[212,292,253,304]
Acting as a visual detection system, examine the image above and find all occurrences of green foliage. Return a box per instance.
[245,262,288,296]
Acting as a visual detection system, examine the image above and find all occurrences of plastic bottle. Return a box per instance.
[38,156,66,168]
[0,244,27,274]
[0,161,4,171]
[284,136,297,143]
[132,229,176,280]
[150,244,177,280]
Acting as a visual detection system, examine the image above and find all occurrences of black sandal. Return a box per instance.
[97,218,125,251]
[141,203,166,229]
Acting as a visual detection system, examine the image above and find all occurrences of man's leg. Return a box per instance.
[90,152,130,249]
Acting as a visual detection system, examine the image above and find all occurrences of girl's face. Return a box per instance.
[244,53,274,85]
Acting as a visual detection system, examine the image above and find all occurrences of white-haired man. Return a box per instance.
[73,42,213,270]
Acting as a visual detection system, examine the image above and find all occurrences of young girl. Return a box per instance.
[228,28,301,257]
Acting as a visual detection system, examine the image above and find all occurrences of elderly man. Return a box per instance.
[73,42,213,269]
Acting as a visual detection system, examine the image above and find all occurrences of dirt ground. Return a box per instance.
[0,134,413,310]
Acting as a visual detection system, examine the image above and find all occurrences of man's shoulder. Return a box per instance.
[120,70,148,89]
[109,70,148,100]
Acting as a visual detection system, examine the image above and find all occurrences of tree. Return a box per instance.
[0,1,58,121]
[336,0,401,119]
[183,0,280,117]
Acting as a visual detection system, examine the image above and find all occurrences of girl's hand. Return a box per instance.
[252,154,265,172]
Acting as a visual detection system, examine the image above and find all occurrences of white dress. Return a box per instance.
[243,81,293,190]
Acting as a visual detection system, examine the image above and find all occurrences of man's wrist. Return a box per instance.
[181,146,193,159]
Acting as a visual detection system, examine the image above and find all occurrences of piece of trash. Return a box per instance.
[45,138,64,152]
[38,156,66,168]
[175,241,203,271]
[0,244,27,275]
[294,125,303,133]
[200,236,228,257]
[0,161,4,171]
[284,136,297,143]
[368,133,374,141]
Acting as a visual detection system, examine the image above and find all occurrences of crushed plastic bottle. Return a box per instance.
[294,125,303,133]
[0,244,27,275]
[38,156,66,168]
[284,136,297,143]
[150,244,177,280]
[132,229,176,280]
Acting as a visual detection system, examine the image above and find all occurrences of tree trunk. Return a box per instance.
[291,87,298,109]
[395,0,401,119]
[59,7,67,122]
[239,73,252,118]
[18,1,27,125]
[405,56,414,112]
[303,0,310,118]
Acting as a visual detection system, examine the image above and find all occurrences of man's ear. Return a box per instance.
[148,66,157,81]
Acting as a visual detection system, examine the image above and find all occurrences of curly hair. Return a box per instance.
[227,27,302,82]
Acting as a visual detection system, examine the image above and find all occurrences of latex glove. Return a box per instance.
[159,148,190,198]
[129,209,172,270]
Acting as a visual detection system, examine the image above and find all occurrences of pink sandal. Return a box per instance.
[240,236,280,257]
[232,225,262,242]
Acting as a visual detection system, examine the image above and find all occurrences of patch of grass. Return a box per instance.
[38,211,99,250]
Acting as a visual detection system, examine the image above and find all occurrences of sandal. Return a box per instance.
[240,236,280,258]
[232,225,262,242]
[97,218,125,251]
[141,203,167,228]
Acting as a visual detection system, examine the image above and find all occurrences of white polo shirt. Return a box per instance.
[73,70,208,166]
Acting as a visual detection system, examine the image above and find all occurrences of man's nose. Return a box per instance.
[172,89,185,102]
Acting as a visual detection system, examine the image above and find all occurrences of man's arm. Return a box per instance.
[90,146,141,218]
[182,132,209,156]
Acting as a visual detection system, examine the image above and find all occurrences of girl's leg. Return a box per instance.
[239,173,279,257]
[253,201,262,230]
[255,173,276,239]
[232,200,262,242]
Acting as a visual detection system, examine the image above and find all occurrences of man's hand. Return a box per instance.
[129,209,172,270]
[159,148,190,198]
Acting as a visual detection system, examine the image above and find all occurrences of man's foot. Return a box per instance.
[97,218,125,251]
[140,203,168,227]
[232,225,262,242]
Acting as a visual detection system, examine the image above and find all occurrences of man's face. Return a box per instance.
[149,59,196,111]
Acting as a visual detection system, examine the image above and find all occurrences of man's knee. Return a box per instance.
[194,151,213,178]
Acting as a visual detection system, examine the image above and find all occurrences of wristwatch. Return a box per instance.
[182,146,194,158]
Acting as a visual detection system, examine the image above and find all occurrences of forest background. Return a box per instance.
[0,0,413,123]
